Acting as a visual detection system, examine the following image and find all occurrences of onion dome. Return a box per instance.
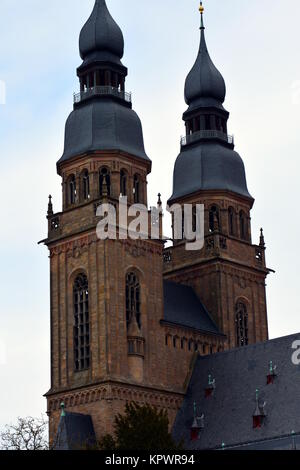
[79,0,124,61]
[184,7,226,106]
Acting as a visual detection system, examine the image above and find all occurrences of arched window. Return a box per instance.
[69,175,76,205]
[82,170,90,201]
[235,301,248,347]
[120,170,127,196]
[126,272,141,329]
[228,207,235,236]
[73,274,90,371]
[133,174,141,204]
[209,205,220,232]
[99,167,111,197]
[239,210,248,240]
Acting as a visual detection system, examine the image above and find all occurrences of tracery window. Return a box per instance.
[235,301,249,347]
[126,272,141,329]
[73,274,90,371]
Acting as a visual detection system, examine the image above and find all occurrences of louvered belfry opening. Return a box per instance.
[73,274,90,371]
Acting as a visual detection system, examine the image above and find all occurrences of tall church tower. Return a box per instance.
[43,0,182,444]
[164,4,270,350]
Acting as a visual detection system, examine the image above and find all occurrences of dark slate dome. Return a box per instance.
[79,0,124,61]
[184,28,226,106]
[169,143,252,202]
[57,100,149,167]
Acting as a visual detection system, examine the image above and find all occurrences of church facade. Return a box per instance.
[41,1,300,450]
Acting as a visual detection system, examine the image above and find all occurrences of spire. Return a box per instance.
[260,228,265,247]
[79,0,124,62]
[60,402,66,417]
[47,195,53,217]
[184,3,226,106]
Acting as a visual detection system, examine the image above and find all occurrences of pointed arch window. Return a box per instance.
[73,274,90,371]
[99,167,111,197]
[133,174,141,204]
[69,175,76,205]
[239,210,248,240]
[120,170,127,196]
[209,205,220,232]
[235,301,248,347]
[228,207,235,236]
[126,272,141,330]
[82,170,90,201]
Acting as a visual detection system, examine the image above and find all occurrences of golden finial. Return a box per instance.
[199,2,205,29]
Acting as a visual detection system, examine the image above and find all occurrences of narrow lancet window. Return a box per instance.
[235,301,248,347]
[73,274,90,371]
[82,170,90,200]
[69,175,76,205]
[126,272,141,329]
[133,174,140,203]
[120,170,127,196]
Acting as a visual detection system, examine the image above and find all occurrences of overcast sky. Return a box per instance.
[0,0,299,429]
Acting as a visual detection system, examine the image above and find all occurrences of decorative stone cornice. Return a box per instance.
[47,382,183,414]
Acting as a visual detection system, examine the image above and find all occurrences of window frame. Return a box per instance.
[73,273,90,372]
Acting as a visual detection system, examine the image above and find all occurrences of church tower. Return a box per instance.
[43,0,182,444]
[164,4,270,350]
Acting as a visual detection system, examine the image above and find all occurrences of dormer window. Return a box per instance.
[253,389,267,428]
[191,402,204,441]
[205,374,216,398]
[267,361,277,384]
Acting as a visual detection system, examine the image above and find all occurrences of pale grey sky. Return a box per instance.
[0,0,299,428]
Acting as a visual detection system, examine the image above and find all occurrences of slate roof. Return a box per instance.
[169,141,252,202]
[53,412,96,450]
[163,281,221,336]
[184,24,225,106]
[79,0,124,62]
[172,333,300,450]
[57,99,150,169]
